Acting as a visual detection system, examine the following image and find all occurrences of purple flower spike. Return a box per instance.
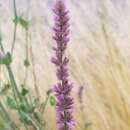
[51,0,75,130]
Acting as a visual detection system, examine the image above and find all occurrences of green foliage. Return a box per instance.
[49,96,56,106]
[13,16,30,30]
[18,17,29,30]
[6,96,17,109]
[0,52,12,65]
[19,102,42,126]
[24,58,30,67]
[0,1,46,129]
[6,95,38,126]
[20,104,34,114]
[33,112,41,122]
[21,87,29,97]
[19,110,32,125]
[13,16,19,25]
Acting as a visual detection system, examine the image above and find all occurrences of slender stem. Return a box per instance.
[11,22,17,55]
[41,93,50,115]
[0,101,18,130]
[0,35,20,103]
[30,44,40,99]
[0,35,5,53]
[6,65,20,98]
[0,35,3,90]
[13,0,17,17]
[11,0,18,55]
[23,0,30,86]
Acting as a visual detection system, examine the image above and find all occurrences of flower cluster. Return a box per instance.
[51,0,75,130]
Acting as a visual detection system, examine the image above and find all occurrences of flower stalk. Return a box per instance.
[51,0,75,130]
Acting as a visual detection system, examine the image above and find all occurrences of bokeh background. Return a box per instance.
[1,0,130,130]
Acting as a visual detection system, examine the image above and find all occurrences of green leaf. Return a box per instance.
[84,122,92,128]
[13,16,30,30]
[21,88,28,97]
[24,59,30,67]
[19,110,32,125]
[6,96,17,109]
[49,96,56,106]
[18,17,29,30]
[20,104,34,113]
[0,52,12,65]
[13,16,19,24]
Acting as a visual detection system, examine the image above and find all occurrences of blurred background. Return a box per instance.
[1,0,130,130]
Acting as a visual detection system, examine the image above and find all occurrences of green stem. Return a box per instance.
[11,0,18,55]
[6,65,20,98]
[0,34,20,103]
[0,101,18,130]
[0,35,5,53]
[41,93,50,115]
